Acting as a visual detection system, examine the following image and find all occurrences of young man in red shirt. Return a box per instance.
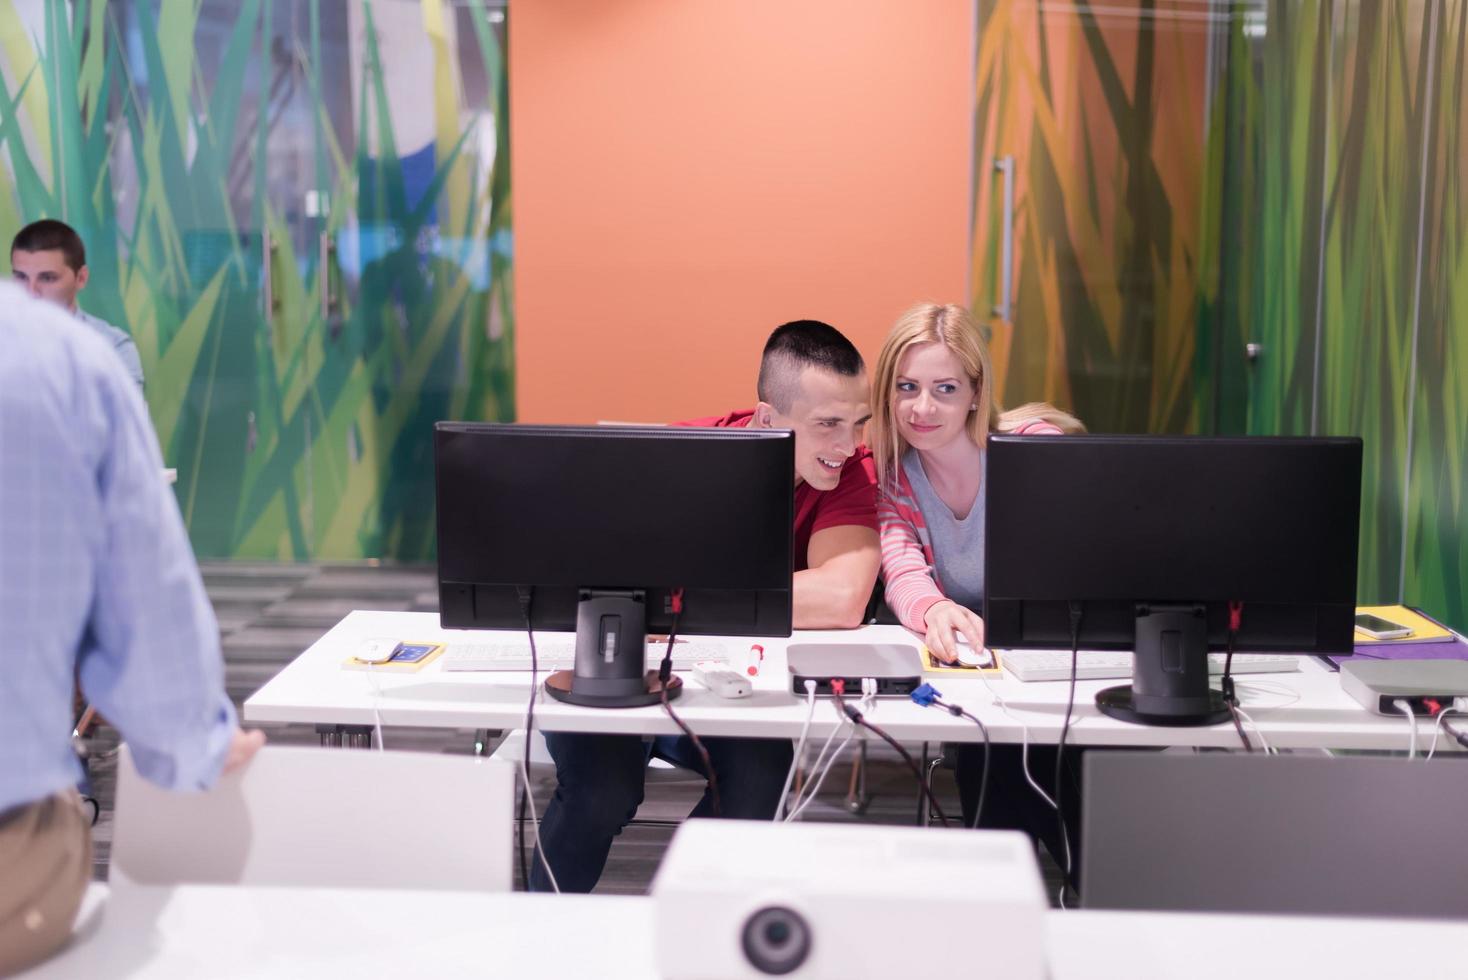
[532,320,880,892]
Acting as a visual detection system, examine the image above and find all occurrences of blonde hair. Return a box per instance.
[995,401,1087,435]
[869,302,1085,489]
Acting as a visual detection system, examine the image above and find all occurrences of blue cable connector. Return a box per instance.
[910,683,942,707]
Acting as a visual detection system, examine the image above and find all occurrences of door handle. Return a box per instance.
[262,230,280,319]
[993,156,1015,321]
[262,227,274,319]
[318,231,337,322]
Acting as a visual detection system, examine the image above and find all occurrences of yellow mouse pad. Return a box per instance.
[920,646,1003,675]
[1353,605,1453,643]
[341,641,445,672]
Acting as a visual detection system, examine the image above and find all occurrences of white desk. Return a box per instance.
[24,884,650,980]
[243,612,1465,753]
[25,883,1468,979]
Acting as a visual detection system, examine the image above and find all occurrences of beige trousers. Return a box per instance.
[0,790,92,977]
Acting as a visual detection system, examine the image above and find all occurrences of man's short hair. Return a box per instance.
[11,219,86,271]
[757,319,865,412]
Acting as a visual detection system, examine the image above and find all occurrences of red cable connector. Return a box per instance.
[830,678,846,696]
[1228,600,1244,633]
[670,587,684,614]
[1424,697,1443,717]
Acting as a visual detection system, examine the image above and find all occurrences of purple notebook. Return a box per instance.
[1327,633,1466,667]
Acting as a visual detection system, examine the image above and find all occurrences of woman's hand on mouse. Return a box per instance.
[923,600,986,663]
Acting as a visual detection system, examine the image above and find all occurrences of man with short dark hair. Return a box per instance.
[705,319,881,627]
[10,219,145,389]
[531,319,881,893]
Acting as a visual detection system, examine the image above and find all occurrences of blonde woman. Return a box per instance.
[870,302,1083,660]
[870,301,1083,854]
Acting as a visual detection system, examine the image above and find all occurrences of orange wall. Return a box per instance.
[510,1,973,423]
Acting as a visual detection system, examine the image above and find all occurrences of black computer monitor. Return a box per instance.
[434,422,795,707]
[985,435,1362,726]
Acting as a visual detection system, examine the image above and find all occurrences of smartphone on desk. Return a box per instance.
[385,642,441,663]
[1354,612,1414,640]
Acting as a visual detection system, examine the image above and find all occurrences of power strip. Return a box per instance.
[692,661,752,699]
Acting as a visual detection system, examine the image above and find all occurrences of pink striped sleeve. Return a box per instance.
[877,488,946,634]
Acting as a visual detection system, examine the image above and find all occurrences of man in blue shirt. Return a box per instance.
[9,219,146,390]
[0,283,260,975]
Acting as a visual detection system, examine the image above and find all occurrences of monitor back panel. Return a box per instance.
[435,423,795,635]
[1081,751,1468,919]
[985,435,1362,652]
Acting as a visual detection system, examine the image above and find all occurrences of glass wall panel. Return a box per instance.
[971,0,1222,434]
[973,0,1466,629]
[0,0,512,560]
[1218,1,1448,618]
[1404,0,1467,629]
[1310,1,1430,606]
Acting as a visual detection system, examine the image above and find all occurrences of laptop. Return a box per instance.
[787,643,924,697]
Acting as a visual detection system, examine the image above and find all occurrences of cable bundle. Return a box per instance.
[909,683,991,828]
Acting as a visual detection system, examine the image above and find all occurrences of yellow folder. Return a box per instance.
[1354,605,1454,644]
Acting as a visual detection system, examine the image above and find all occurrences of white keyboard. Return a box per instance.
[999,649,1300,683]
[442,636,731,672]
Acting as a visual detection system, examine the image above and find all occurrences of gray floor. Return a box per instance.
[79,562,1066,897]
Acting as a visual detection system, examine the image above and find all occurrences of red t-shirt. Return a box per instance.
[678,409,878,571]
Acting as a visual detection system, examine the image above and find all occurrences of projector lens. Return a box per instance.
[741,906,811,975]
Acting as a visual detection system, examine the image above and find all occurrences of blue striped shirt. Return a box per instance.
[0,283,234,814]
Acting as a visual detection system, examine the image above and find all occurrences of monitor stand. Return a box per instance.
[544,589,683,708]
[1095,603,1232,727]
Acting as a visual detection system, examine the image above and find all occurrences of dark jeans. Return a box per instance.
[530,731,793,893]
[952,742,1083,879]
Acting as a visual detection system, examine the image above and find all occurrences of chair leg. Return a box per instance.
[314,724,373,748]
[924,752,945,827]
[916,741,929,826]
[473,729,504,757]
[845,739,871,815]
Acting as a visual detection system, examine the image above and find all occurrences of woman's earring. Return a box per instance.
[969,404,978,411]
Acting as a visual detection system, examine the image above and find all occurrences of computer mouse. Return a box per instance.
[355,637,400,664]
[955,645,993,669]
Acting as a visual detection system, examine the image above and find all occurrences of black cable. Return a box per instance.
[1053,601,1083,898]
[516,587,537,891]
[834,689,951,827]
[1222,601,1254,752]
[656,590,721,816]
[1220,600,1243,695]
[931,697,991,829]
[1442,717,1468,751]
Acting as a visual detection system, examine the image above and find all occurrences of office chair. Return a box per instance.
[112,744,515,891]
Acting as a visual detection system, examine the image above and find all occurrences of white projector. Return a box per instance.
[650,820,1047,979]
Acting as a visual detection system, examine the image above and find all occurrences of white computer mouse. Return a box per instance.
[953,637,993,668]
[354,637,400,664]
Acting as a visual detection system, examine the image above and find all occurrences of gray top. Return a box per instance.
[76,308,145,390]
[901,447,985,611]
